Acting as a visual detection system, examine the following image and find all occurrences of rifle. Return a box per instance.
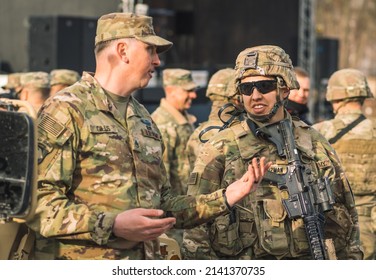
[250,119,335,260]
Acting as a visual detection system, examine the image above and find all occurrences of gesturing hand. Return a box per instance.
[112,208,176,241]
[225,157,272,207]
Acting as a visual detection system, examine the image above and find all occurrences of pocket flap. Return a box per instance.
[263,199,286,222]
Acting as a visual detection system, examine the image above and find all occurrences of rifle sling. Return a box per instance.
[328,114,366,144]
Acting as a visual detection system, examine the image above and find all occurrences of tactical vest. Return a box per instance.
[331,128,376,196]
[208,119,355,259]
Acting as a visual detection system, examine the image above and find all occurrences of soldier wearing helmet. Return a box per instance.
[183,45,362,260]
[184,68,243,172]
[313,68,376,259]
[182,68,243,259]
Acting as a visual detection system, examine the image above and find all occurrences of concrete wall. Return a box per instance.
[0,0,119,72]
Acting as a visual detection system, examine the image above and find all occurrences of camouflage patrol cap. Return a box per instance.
[326,68,373,102]
[2,73,22,89]
[20,71,50,88]
[50,69,80,86]
[95,12,173,53]
[163,68,198,91]
[234,45,299,90]
[206,68,237,101]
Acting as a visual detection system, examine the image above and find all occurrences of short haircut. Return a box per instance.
[294,66,309,78]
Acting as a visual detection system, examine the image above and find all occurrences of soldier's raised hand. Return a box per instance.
[225,157,272,207]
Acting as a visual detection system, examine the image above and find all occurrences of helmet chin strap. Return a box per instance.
[247,87,286,123]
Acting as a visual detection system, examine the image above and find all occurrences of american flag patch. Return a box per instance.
[39,114,66,138]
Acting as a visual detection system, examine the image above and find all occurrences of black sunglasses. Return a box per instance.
[238,80,277,96]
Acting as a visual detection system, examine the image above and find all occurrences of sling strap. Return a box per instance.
[328,114,366,144]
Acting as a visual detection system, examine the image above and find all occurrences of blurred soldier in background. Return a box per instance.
[151,68,198,247]
[185,68,243,172]
[313,68,376,259]
[183,68,244,259]
[152,68,198,196]
[19,71,50,113]
[49,69,80,96]
[1,72,23,99]
[286,66,311,124]
[184,45,362,260]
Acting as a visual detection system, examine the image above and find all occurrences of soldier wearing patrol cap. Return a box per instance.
[151,68,198,249]
[184,45,363,259]
[19,71,50,112]
[1,72,24,99]
[26,12,267,260]
[49,69,80,96]
[313,68,376,259]
[152,68,198,196]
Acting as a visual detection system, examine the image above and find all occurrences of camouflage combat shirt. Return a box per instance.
[151,98,195,196]
[184,112,363,260]
[27,72,229,260]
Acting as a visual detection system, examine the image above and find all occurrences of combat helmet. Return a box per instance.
[234,45,299,90]
[326,68,373,102]
[234,45,299,122]
[206,68,237,101]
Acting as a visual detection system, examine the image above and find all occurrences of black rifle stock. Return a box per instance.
[255,119,335,260]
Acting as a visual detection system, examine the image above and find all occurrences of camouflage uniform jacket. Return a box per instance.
[27,72,229,260]
[151,98,195,195]
[184,112,362,260]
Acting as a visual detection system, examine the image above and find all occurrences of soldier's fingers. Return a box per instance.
[147,217,176,230]
[259,157,271,175]
[252,157,262,183]
[135,208,164,218]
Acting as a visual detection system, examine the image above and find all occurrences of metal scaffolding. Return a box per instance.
[298,0,316,84]
[298,0,317,122]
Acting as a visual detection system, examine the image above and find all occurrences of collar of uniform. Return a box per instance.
[241,110,315,158]
[160,98,196,125]
[81,72,115,112]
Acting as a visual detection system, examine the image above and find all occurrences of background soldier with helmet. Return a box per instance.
[185,68,244,172]
[313,68,376,259]
[182,67,243,259]
[184,45,363,260]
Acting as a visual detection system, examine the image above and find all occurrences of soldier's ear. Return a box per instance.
[282,88,290,99]
[116,41,129,63]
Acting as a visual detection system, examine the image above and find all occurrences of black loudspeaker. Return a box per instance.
[28,16,97,73]
[316,38,339,81]
[81,18,97,73]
